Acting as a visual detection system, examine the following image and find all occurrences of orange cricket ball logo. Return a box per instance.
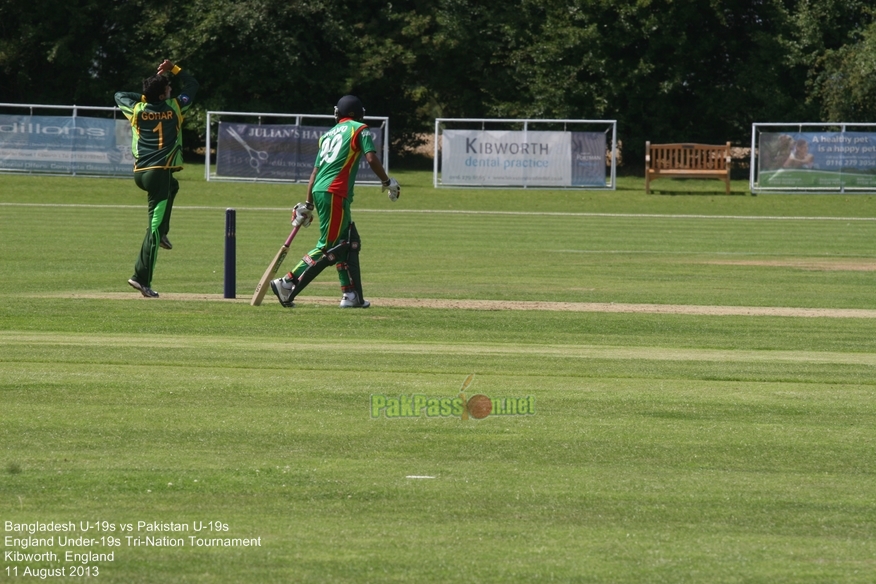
[465,394,493,419]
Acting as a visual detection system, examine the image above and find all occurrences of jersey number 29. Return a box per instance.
[318,134,344,165]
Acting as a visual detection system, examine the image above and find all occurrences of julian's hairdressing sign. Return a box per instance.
[216,122,383,182]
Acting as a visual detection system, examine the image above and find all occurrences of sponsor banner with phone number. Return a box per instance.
[0,114,133,175]
[216,122,383,182]
[759,131,876,188]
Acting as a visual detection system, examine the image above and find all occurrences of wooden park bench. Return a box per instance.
[645,141,732,194]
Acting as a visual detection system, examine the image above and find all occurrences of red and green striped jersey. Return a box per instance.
[114,69,199,172]
[312,118,376,198]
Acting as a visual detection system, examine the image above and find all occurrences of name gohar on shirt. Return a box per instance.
[139,110,175,121]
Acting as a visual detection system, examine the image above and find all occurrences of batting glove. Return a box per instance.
[291,202,314,227]
[382,177,400,202]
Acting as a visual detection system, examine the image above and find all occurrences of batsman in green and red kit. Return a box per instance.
[115,59,199,298]
[270,95,400,309]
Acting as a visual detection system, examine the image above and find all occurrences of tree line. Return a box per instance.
[2,0,875,168]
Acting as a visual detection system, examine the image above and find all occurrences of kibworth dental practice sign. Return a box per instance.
[441,129,606,187]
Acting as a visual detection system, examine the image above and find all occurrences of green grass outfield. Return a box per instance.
[1,168,875,583]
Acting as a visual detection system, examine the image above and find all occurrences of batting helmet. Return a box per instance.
[334,95,365,121]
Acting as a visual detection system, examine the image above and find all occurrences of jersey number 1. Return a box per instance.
[152,122,165,149]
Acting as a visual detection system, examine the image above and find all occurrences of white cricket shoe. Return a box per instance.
[339,292,370,308]
[270,278,295,308]
[128,278,159,298]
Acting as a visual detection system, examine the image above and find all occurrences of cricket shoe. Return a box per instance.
[270,278,295,308]
[128,278,159,298]
[159,235,172,250]
[339,292,370,309]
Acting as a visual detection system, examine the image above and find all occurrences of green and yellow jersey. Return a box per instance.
[114,67,199,172]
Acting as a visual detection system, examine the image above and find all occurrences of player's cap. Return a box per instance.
[334,95,365,120]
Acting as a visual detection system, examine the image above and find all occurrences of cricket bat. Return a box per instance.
[250,225,301,306]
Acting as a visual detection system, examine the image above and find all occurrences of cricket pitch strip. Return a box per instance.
[28,292,876,318]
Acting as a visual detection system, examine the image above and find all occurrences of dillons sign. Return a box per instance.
[0,122,106,137]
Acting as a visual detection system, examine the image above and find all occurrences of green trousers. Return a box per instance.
[289,191,355,290]
[131,169,178,287]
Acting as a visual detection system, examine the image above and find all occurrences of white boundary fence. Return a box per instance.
[205,111,389,184]
[750,122,876,194]
[433,118,617,189]
[0,103,132,177]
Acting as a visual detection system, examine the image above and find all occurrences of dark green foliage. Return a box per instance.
[809,19,876,122]
[1,1,874,164]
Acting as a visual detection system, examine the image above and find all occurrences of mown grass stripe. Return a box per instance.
[2,331,875,366]
[3,201,875,221]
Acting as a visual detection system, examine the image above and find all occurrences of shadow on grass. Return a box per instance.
[648,189,752,197]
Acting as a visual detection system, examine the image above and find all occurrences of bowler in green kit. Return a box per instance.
[115,59,199,298]
[270,95,400,308]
